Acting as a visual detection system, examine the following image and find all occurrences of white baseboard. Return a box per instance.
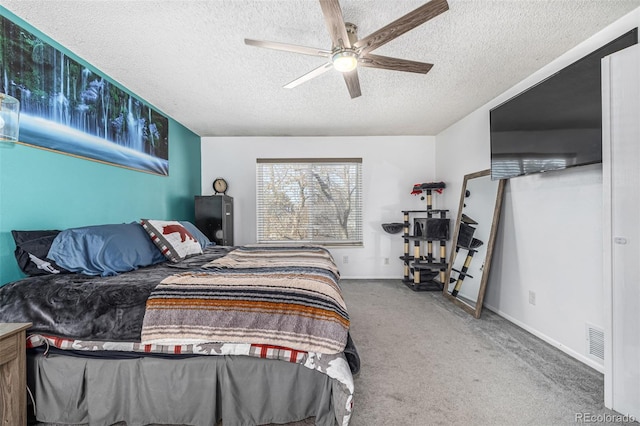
[483,303,604,373]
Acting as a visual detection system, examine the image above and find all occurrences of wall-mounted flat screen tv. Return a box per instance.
[490,28,638,180]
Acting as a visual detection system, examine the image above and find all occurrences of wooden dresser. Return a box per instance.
[0,323,31,426]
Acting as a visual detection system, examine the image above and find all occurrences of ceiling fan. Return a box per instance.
[245,0,449,99]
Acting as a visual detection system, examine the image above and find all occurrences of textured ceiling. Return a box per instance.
[1,0,640,137]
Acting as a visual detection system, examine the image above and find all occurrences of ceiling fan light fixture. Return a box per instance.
[332,50,358,73]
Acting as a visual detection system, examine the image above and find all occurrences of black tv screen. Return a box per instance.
[490,28,638,180]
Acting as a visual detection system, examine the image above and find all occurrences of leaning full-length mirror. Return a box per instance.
[444,169,505,318]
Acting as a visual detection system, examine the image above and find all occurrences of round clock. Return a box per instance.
[213,178,228,194]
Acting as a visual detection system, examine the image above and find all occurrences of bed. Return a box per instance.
[0,221,359,426]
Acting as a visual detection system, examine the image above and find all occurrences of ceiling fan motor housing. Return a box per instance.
[330,23,359,72]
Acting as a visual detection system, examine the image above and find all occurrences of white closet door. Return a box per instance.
[602,44,640,419]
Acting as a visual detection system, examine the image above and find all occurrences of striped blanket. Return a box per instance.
[141,246,349,354]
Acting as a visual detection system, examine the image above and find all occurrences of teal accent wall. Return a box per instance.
[0,8,202,285]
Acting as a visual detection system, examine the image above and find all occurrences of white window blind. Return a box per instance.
[256,158,363,245]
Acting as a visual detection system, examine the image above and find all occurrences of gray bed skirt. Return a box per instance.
[27,353,340,426]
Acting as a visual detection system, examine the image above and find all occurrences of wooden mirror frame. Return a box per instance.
[443,169,506,318]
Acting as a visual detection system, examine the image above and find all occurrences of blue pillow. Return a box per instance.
[47,223,166,276]
[179,221,214,249]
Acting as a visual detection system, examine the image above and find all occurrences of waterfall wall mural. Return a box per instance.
[0,14,169,175]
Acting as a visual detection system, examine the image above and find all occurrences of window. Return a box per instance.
[256,158,362,245]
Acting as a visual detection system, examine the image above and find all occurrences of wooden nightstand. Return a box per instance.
[0,323,31,426]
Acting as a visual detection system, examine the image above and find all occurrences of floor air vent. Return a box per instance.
[586,323,604,363]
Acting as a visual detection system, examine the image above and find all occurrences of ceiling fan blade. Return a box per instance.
[359,54,433,74]
[284,62,334,89]
[354,0,449,56]
[244,38,331,58]
[319,0,352,48]
[245,39,332,57]
[342,69,362,99]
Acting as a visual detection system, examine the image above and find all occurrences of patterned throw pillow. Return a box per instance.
[141,219,203,262]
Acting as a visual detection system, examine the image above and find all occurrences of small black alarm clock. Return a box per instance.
[213,178,228,194]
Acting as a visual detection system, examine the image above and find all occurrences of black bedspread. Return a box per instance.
[0,246,234,341]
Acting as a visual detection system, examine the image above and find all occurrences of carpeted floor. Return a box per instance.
[338,279,634,426]
[34,279,636,426]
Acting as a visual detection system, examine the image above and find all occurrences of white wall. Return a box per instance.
[435,8,640,371]
[201,136,437,278]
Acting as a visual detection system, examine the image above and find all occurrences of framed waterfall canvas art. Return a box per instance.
[0,14,169,175]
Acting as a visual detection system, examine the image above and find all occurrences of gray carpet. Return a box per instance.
[339,279,635,426]
[35,279,635,426]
